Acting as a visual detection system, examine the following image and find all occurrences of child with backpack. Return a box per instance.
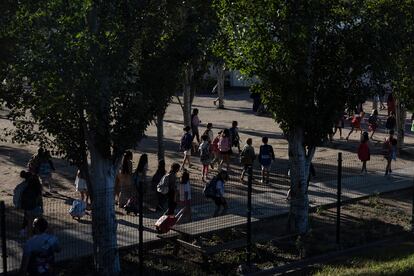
[258,137,275,184]
[203,123,214,143]
[180,126,193,170]
[358,132,370,174]
[240,138,255,182]
[218,129,232,171]
[199,135,211,181]
[177,170,192,223]
[229,121,241,153]
[21,175,43,237]
[213,170,228,217]
[383,130,397,176]
[210,131,222,169]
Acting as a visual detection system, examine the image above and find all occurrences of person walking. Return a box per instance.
[346,111,364,140]
[358,132,370,174]
[368,109,379,139]
[240,138,255,182]
[152,160,167,211]
[20,217,60,276]
[180,126,193,170]
[383,130,397,176]
[218,129,232,171]
[332,112,345,139]
[177,170,192,223]
[115,151,134,207]
[258,137,275,184]
[213,170,229,217]
[210,131,222,169]
[38,150,55,192]
[21,174,43,237]
[385,111,396,133]
[134,154,148,197]
[229,121,241,153]
[199,135,211,181]
[166,163,181,215]
[387,93,396,116]
[74,168,89,205]
[191,108,201,144]
[203,123,214,143]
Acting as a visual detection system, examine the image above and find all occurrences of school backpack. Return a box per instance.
[203,177,218,199]
[259,145,272,166]
[69,199,86,219]
[13,181,28,209]
[200,144,210,161]
[38,161,52,177]
[180,133,192,151]
[157,174,170,195]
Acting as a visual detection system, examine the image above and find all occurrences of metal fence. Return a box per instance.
[1,150,413,275]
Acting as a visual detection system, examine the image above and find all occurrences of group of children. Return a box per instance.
[180,109,277,184]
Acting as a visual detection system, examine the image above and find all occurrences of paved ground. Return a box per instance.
[1,89,414,272]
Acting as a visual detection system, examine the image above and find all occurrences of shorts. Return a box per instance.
[184,150,192,156]
[214,197,226,207]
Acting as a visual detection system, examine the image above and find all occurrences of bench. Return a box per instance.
[170,214,259,258]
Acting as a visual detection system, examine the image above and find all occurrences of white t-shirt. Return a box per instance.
[179,181,192,201]
[216,180,225,197]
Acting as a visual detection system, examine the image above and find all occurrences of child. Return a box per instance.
[210,131,222,169]
[218,129,232,171]
[383,130,397,176]
[258,137,275,184]
[199,135,211,181]
[385,111,396,133]
[180,126,193,170]
[240,138,255,182]
[191,108,201,144]
[229,121,241,153]
[346,111,364,140]
[203,123,214,143]
[75,168,89,204]
[368,109,379,139]
[177,170,192,223]
[332,112,345,139]
[213,170,229,217]
[358,132,370,174]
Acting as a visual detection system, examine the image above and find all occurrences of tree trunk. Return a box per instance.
[89,150,120,275]
[182,66,193,127]
[395,98,406,152]
[156,110,165,161]
[287,127,315,235]
[216,65,225,109]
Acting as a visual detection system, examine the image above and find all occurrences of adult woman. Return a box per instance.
[134,154,149,196]
[152,160,167,211]
[218,129,231,171]
[166,163,181,215]
[115,151,134,207]
[21,172,43,237]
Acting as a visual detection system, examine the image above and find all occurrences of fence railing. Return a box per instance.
[1,151,413,275]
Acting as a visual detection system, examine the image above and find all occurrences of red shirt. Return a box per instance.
[358,142,370,161]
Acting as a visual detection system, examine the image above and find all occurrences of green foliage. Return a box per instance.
[216,1,381,145]
[363,0,414,110]
[1,0,184,166]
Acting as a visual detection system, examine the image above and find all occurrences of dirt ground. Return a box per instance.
[1,88,413,199]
